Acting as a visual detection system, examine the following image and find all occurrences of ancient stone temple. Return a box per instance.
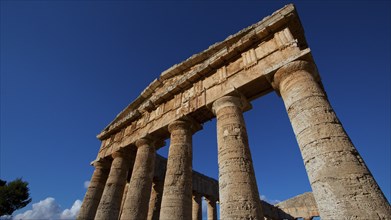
[78,4,391,220]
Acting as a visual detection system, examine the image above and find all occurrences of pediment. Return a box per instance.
[98,3,307,140]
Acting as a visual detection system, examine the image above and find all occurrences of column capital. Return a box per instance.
[92,158,111,169]
[272,60,317,91]
[135,137,154,147]
[168,117,201,134]
[212,95,249,115]
[111,148,131,160]
[135,136,165,150]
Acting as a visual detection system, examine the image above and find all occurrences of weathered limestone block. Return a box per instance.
[120,138,158,220]
[273,60,391,219]
[77,159,110,220]
[192,192,202,220]
[212,96,264,219]
[95,150,133,220]
[259,200,294,220]
[159,119,200,220]
[275,192,318,220]
[147,179,164,220]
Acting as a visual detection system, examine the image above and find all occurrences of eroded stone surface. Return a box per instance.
[273,60,391,219]
[77,160,110,220]
[147,180,164,220]
[95,151,133,220]
[275,192,319,220]
[159,119,197,220]
[155,154,219,200]
[120,138,157,220]
[213,96,263,219]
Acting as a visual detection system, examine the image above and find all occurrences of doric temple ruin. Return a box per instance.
[78,4,391,220]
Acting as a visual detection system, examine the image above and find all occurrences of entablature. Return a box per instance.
[96,4,318,160]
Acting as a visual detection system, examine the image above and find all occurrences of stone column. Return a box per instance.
[272,60,391,219]
[192,192,202,220]
[212,96,263,219]
[159,119,199,220]
[147,179,164,220]
[119,151,137,218]
[120,138,158,220]
[77,159,110,220]
[206,198,217,220]
[95,150,132,220]
[118,182,129,218]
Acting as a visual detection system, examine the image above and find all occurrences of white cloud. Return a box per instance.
[13,197,81,220]
[14,198,61,220]
[60,200,82,219]
[260,194,281,205]
[83,180,90,189]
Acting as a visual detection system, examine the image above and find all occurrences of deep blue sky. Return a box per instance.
[1,0,390,218]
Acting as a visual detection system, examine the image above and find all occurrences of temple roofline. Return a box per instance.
[97,3,307,140]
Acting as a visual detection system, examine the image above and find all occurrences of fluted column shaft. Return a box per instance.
[206,198,217,220]
[147,180,164,220]
[273,60,391,219]
[212,96,263,219]
[77,160,110,220]
[192,193,202,220]
[120,138,157,220]
[95,151,132,220]
[160,119,197,220]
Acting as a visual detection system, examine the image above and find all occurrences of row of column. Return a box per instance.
[192,193,217,220]
[77,118,218,220]
[78,60,390,220]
